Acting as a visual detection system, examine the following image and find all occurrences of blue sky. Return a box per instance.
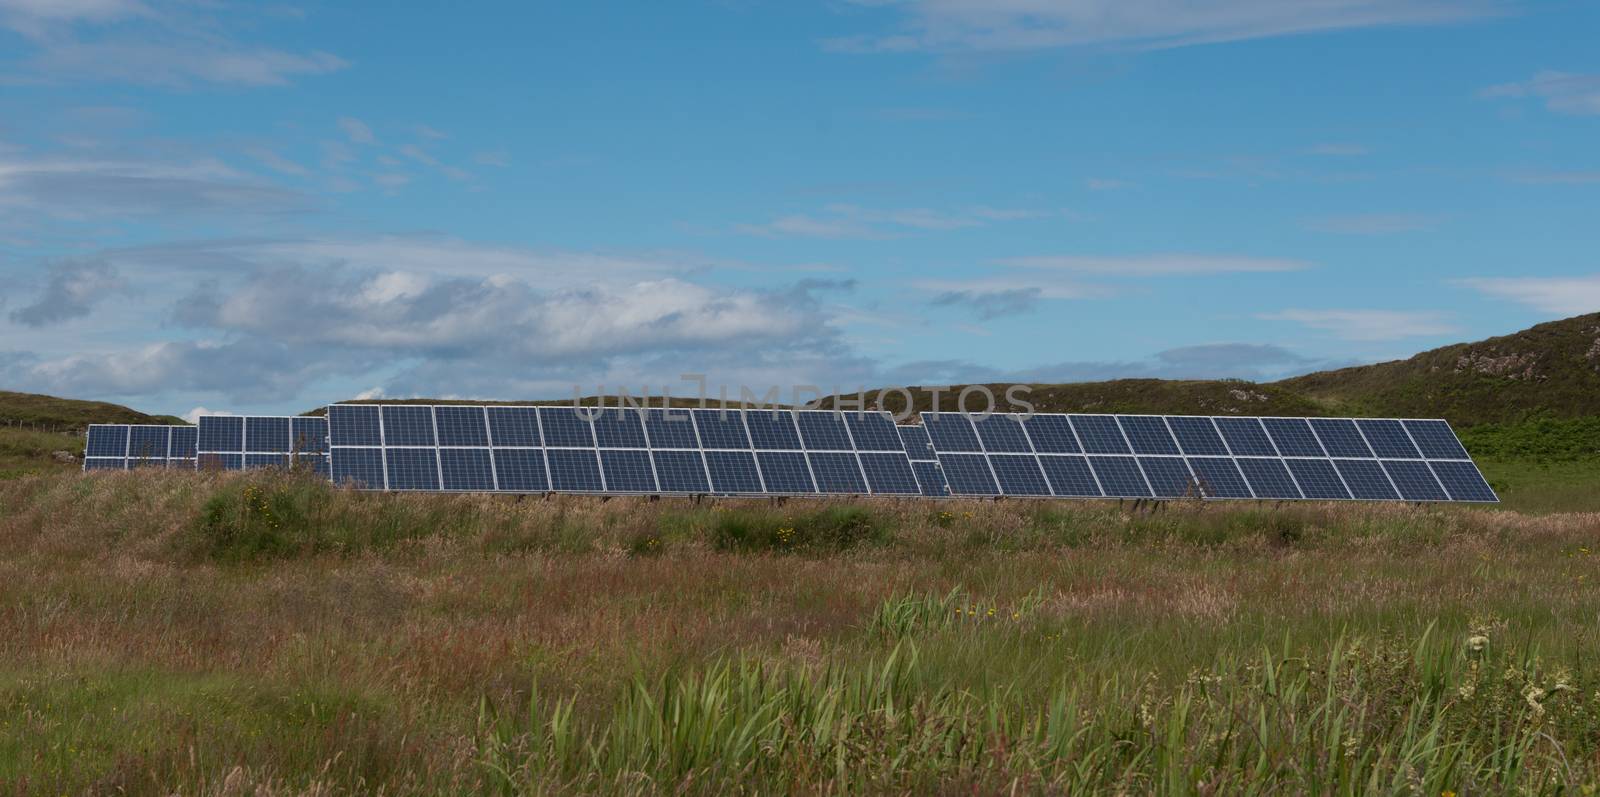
[1,0,1597,418]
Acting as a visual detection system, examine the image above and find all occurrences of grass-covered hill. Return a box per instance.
[0,390,185,431]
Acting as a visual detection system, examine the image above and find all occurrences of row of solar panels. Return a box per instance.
[83,407,1497,502]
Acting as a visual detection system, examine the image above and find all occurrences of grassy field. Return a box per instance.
[2,467,1599,794]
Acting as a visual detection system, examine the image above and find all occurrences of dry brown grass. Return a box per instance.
[2,469,1599,793]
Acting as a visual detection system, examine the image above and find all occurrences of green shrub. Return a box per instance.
[710,505,890,553]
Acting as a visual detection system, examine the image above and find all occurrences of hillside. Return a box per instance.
[0,390,186,431]
[1276,312,1600,426]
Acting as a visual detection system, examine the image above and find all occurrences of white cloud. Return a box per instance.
[1460,275,1600,316]
[1302,213,1437,235]
[182,406,228,424]
[915,276,1106,301]
[9,259,125,327]
[0,154,310,219]
[0,0,146,36]
[1000,254,1310,276]
[737,204,1052,239]
[1258,309,1460,341]
[826,0,1503,53]
[1483,71,1600,116]
[338,117,376,145]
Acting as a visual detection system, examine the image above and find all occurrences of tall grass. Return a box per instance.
[478,627,1595,794]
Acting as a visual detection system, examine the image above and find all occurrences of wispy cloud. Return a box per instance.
[1460,275,1600,316]
[0,154,312,219]
[1302,213,1438,235]
[1258,309,1460,341]
[9,259,125,327]
[338,117,376,145]
[930,287,1042,320]
[888,342,1328,385]
[737,204,1054,239]
[1000,254,1310,276]
[1483,71,1600,116]
[825,0,1504,54]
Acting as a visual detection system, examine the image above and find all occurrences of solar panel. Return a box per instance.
[440,447,495,490]
[1429,460,1498,502]
[1236,457,1302,499]
[593,408,648,449]
[1381,459,1446,501]
[693,409,751,450]
[171,426,198,459]
[84,457,126,471]
[1139,457,1197,497]
[1022,415,1080,454]
[937,453,999,496]
[1186,457,1252,498]
[1356,419,1420,459]
[81,423,199,471]
[547,448,604,492]
[600,449,657,492]
[1332,459,1398,500]
[755,451,814,493]
[807,451,867,494]
[911,460,951,496]
[859,452,920,494]
[972,414,1033,453]
[493,448,548,492]
[331,447,383,488]
[1070,415,1131,455]
[1214,417,1277,456]
[1261,418,1325,457]
[85,424,129,457]
[1089,456,1150,497]
[653,450,710,493]
[381,406,436,447]
[435,406,490,447]
[795,410,853,451]
[328,405,381,446]
[989,454,1051,496]
[487,406,541,446]
[843,411,904,452]
[1403,419,1470,460]
[1167,417,1229,456]
[896,425,937,460]
[1039,455,1101,497]
[199,415,327,473]
[705,450,763,493]
[385,448,440,490]
[746,409,803,450]
[923,413,982,452]
[540,407,595,448]
[1285,458,1350,500]
[1309,418,1372,458]
[1120,417,1181,456]
[128,425,170,463]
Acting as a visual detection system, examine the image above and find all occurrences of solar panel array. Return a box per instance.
[85,408,1496,503]
[919,413,1497,502]
[196,415,329,474]
[83,424,197,470]
[326,404,934,496]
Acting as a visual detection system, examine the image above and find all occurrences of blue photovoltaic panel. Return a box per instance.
[896,425,936,460]
[440,448,495,491]
[859,452,919,494]
[1070,416,1131,455]
[128,426,169,460]
[593,408,649,449]
[202,453,244,471]
[86,425,129,457]
[746,410,803,450]
[486,407,541,447]
[245,453,288,469]
[705,450,763,493]
[1382,460,1447,501]
[327,405,380,446]
[1120,417,1181,456]
[1356,419,1421,459]
[1236,458,1303,499]
[1285,458,1350,500]
[937,453,999,496]
[1139,457,1196,498]
[129,457,168,469]
[808,452,868,493]
[435,406,490,447]
[693,409,751,450]
[923,413,982,453]
[290,417,326,453]
[332,448,384,488]
[1039,455,1101,497]
[844,412,904,452]
[246,417,291,452]
[546,448,604,491]
[973,415,1033,453]
[1261,418,1325,457]
[199,415,245,453]
[381,406,436,447]
[1089,456,1150,497]
[1309,418,1372,458]
[911,461,950,496]
[796,411,854,451]
[653,450,710,493]
[1333,459,1398,500]
[170,426,198,458]
[293,453,329,477]
[1023,415,1080,454]
[1186,457,1252,499]
[1214,417,1277,456]
[1429,460,1498,502]
[755,451,814,493]
[989,454,1051,496]
[600,449,657,492]
[1403,420,1470,460]
[493,449,548,492]
[540,407,596,448]
[644,408,699,449]
[385,448,440,491]
[1167,417,1229,456]
[84,458,126,471]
